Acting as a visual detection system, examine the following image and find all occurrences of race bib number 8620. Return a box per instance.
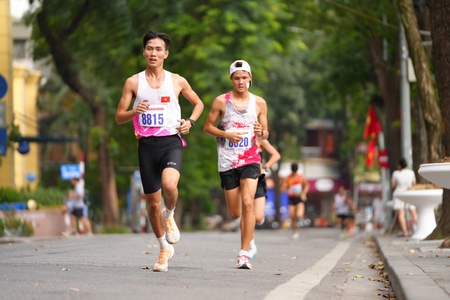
[225,130,252,149]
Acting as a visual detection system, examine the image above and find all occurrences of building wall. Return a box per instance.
[0,1,41,189]
[12,66,41,189]
[0,0,15,187]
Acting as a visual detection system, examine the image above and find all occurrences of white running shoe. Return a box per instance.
[162,208,180,244]
[236,254,252,269]
[248,244,257,259]
[153,244,175,272]
[292,232,299,239]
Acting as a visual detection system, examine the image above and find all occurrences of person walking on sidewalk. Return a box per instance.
[282,162,309,239]
[372,192,386,233]
[248,138,280,259]
[204,59,269,269]
[391,158,418,237]
[65,177,93,235]
[332,186,356,238]
[115,30,204,272]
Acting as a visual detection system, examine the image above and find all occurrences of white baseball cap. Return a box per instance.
[230,60,252,87]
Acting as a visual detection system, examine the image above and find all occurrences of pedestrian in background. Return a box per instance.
[68,177,92,236]
[115,30,204,272]
[281,162,309,239]
[333,186,355,238]
[203,59,269,270]
[371,192,386,233]
[61,190,75,236]
[248,138,280,259]
[391,158,418,237]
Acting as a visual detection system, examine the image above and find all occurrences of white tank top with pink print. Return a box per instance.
[216,92,261,172]
[132,70,181,138]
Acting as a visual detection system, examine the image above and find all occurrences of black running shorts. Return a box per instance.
[255,174,267,199]
[138,135,183,194]
[288,196,305,206]
[71,207,84,218]
[219,164,261,191]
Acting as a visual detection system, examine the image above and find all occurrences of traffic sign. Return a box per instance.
[0,75,7,99]
[0,128,6,156]
[378,149,389,169]
[60,164,81,180]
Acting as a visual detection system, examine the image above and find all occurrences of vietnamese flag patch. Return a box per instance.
[161,96,170,103]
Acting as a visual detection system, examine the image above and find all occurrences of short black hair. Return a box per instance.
[291,162,298,172]
[143,30,171,50]
[399,158,407,168]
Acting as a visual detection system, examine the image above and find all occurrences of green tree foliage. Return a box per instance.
[25,0,297,224]
[26,0,444,230]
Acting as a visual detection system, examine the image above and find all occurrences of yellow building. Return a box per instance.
[0,0,41,189]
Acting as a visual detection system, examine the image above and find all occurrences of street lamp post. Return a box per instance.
[400,24,413,168]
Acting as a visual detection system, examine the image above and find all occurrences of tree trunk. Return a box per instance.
[411,94,428,180]
[95,106,120,226]
[398,0,442,162]
[427,0,450,239]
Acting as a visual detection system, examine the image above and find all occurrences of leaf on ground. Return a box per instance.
[354,275,364,278]
[291,256,298,260]
[408,249,415,253]
[142,251,150,254]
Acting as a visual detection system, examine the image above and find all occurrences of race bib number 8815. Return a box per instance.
[139,105,167,127]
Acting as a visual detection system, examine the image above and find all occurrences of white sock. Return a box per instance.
[249,239,256,248]
[257,217,265,225]
[239,249,249,257]
[163,207,174,219]
[157,235,169,249]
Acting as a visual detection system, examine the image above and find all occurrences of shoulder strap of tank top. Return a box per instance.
[225,92,231,102]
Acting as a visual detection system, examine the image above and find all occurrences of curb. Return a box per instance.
[375,235,448,300]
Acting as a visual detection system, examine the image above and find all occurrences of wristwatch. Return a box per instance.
[188,118,195,127]
[262,164,269,172]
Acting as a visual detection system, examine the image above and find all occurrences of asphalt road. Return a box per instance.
[0,228,395,300]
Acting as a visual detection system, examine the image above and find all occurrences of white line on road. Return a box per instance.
[264,241,351,300]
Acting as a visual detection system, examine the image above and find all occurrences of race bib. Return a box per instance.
[289,183,302,196]
[225,130,252,149]
[139,105,167,127]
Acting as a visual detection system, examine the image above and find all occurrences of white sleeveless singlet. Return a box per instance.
[216,92,261,172]
[132,70,180,138]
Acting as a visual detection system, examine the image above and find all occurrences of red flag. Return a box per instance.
[363,106,382,140]
[366,138,377,168]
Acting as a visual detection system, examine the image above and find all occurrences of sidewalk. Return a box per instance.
[375,235,450,300]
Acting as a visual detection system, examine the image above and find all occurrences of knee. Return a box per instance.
[241,198,254,214]
[255,214,264,224]
[162,181,178,196]
[229,210,241,219]
[146,201,161,215]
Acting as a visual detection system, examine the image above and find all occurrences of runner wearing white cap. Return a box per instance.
[204,59,269,269]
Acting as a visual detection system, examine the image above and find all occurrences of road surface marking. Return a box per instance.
[264,241,350,300]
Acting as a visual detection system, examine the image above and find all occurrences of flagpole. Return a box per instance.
[377,132,391,231]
